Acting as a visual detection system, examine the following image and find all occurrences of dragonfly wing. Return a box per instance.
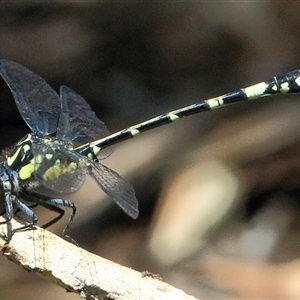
[31,143,85,193]
[88,162,139,219]
[57,86,113,158]
[0,60,61,135]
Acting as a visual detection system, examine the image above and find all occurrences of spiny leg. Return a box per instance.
[21,192,65,229]
[39,205,65,230]
[0,193,13,225]
[4,198,37,243]
[0,193,14,242]
[23,192,77,244]
[0,203,39,217]
[40,198,77,245]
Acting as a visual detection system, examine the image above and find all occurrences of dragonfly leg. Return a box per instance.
[0,193,14,225]
[21,192,65,229]
[22,192,77,245]
[2,197,38,243]
[40,198,77,245]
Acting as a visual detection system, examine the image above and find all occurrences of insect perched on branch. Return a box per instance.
[0,59,299,243]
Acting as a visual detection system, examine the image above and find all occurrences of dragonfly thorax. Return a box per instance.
[6,133,82,184]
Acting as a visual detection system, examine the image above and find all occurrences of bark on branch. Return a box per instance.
[0,217,198,300]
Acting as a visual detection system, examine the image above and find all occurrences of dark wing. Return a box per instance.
[32,143,85,193]
[57,86,109,141]
[88,161,139,219]
[57,86,114,159]
[0,60,60,136]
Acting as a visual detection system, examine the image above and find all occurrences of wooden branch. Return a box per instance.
[0,217,198,300]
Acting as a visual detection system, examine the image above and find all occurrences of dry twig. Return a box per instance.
[0,217,197,300]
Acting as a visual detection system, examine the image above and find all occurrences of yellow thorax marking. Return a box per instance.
[43,161,78,181]
[7,146,22,167]
[19,161,35,180]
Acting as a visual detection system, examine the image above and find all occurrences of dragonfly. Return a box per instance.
[0,59,300,243]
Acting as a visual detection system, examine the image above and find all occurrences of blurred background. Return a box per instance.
[1,2,300,299]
